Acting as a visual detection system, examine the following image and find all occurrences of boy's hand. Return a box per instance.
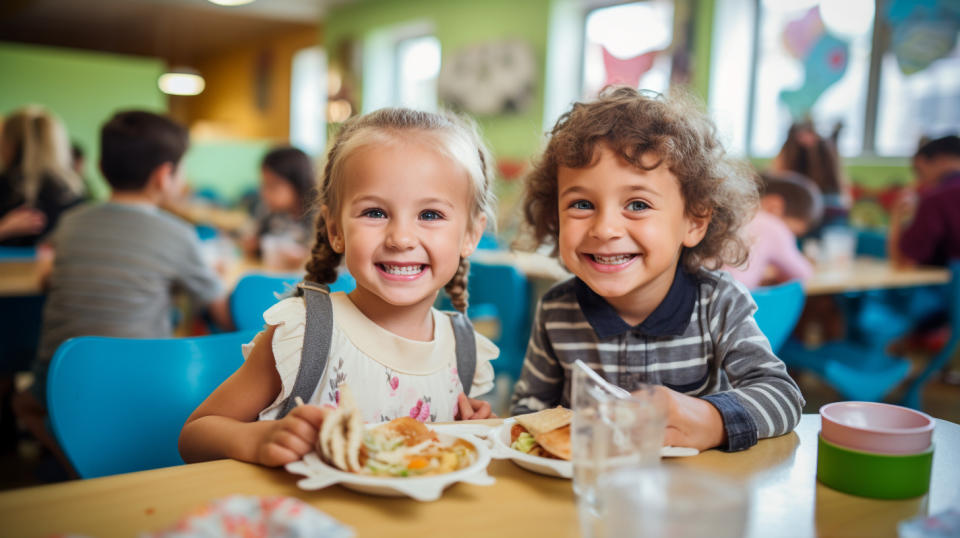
[257,404,331,467]
[646,385,726,451]
[454,392,495,420]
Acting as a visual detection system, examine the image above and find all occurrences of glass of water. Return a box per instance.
[571,360,666,538]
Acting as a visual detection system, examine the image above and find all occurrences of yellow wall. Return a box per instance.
[172,28,320,141]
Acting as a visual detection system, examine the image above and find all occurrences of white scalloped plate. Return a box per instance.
[490,419,699,479]
[285,425,494,502]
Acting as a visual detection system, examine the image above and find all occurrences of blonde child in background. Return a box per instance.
[725,171,822,289]
[180,109,499,467]
[511,87,804,451]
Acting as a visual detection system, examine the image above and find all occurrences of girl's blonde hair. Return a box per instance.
[0,106,84,205]
[523,86,759,272]
[305,108,496,312]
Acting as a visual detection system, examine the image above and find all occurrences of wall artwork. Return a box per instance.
[438,39,536,116]
[779,6,849,119]
[887,0,960,75]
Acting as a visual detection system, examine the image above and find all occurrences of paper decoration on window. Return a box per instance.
[779,6,849,119]
[438,40,536,116]
[887,0,960,75]
[601,47,659,88]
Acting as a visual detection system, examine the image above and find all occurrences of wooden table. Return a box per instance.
[0,259,43,297]
[806,257,950,296]
[1,414,956,538]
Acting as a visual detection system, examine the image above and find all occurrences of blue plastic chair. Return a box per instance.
[229,271,356,331]
[0,246,36,260]
[750,280,806,353]
[46,330,258,478]
[855,228,887,258]
[903,260,960,409]
[439,260,532,381]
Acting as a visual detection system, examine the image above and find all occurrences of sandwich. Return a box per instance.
[510,406,572,461]
[317,384,477,477]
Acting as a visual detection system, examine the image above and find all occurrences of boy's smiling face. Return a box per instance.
[557,144,709,325]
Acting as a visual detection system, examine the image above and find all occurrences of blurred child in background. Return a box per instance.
[726,171,822,289]
[772,121,847,229]
[0,106,84,246]
[244,146,317,270]
[14,110,232,477]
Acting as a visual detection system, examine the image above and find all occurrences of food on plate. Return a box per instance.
[317,385,476,477]
[510,407,572,460]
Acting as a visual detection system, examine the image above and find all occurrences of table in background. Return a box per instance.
[1,415,957,538]
[0,259,42,297]
[806,257,950,296]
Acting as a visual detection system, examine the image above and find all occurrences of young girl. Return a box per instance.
[511,87,804,452]
[243,146,316,269]
[180,109,499,467]
[0,106,84,246]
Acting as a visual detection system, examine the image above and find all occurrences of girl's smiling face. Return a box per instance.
[327,138,485,317]
[557,144,709,324]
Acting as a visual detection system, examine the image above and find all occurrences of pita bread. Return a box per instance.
[318,384,363,472]
[534,424,571,460]
[514,407,572,437]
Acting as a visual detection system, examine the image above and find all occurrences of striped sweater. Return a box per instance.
[510,268,804,451]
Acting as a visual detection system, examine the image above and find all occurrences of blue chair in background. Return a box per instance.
[46,330,258,478]
[0,246,37,260]
[439,260,532,382]
[903,260,960,409]
[855,228,887,258]
[229,271,356,331]
[750,280,806,354]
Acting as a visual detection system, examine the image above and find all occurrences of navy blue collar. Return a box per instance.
[574,266,697,339]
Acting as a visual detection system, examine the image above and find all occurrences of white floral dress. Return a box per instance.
[249,292,498,423]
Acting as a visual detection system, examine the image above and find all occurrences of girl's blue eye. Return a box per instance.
[570,200,593,210]
[627,200,649,211]
[420,210,443,221]
[362,208,386,219]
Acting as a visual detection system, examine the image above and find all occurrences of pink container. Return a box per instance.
[820,402,934,455]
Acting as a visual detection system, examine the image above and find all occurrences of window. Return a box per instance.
[362,22,439,113]
[581,1,675,98]
[394,35,441,112]
[290,46,327,156]
[710,0,960,158]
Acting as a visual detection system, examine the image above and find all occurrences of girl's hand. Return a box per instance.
[256,404,331,467]
[644,386,726,451]
[454,392,494,420]
[0,206,45,240]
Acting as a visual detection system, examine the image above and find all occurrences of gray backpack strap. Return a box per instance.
[276,281,334,419]
[448,311,477,396]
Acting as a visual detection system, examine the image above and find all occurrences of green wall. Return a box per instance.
[0,42,167,199]
[325,0,553,160]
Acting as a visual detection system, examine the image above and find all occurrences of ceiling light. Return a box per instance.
[207,0,256,6]
[158,69,206,96]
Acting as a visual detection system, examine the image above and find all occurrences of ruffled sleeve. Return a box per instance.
[254,296,307,419]
[469,332,499,398]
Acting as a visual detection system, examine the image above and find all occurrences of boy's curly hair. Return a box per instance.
[522,86,759,272]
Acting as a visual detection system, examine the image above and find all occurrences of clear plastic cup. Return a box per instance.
[820,226,856,273]
[594,466,750,538]
[571,361,667,538]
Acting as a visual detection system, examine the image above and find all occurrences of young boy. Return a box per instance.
[889,135,960,267]
[14,111,232,472]
[726,171,822,289]
[511,87,804,451]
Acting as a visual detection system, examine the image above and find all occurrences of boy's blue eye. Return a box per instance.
[420,210,443,221]
[627,200,649,211]
[570,200,593,210]
[362,208,387,219]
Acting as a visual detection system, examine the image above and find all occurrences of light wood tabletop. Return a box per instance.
[0,414,956,538]
[805,257,950,296]
[0,259,43,297]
